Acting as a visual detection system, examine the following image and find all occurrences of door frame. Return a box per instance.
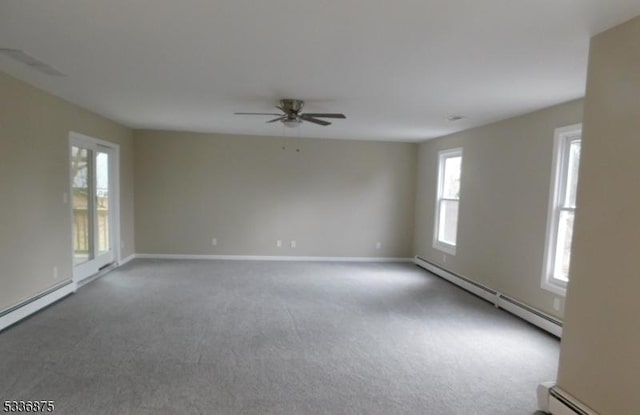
[68,131,120,284]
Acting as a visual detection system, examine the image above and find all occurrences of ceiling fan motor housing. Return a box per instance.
[281,99,304,114]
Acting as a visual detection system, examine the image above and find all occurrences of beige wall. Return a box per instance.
[0,71,134,312]
[413,99,584,319]
[556,16,640,414]
[134,131,417,258]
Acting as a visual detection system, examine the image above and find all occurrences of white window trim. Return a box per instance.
[541,124,582,296]
[433,147,463,256]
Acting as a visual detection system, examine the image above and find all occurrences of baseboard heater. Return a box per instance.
[0,280,76,333]
[539,386,599,415]
[76,262,117,289]
[414,256,562,338]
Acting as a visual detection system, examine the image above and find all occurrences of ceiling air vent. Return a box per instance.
[0,48,67,77]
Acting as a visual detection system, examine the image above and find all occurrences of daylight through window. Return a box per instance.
[542,125,582,295]
[434,148,462,255]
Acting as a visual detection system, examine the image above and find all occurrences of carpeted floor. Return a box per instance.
[0,260,558,414]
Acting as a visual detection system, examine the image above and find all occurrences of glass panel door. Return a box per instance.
[96,151,110,256]
[71,146,93,265]
[70,134,117,282]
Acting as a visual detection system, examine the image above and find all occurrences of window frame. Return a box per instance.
[433,147,463,255]
[541,124,582,296]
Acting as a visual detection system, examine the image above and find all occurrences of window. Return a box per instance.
[542,124,582,295]
[434,148,463,255]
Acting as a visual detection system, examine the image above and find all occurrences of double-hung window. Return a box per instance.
[433,148,463,255]
[542,125,582,295]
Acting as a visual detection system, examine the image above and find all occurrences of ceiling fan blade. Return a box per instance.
[302,113,346,119]
[266,116,287,123]
[234,112,283,116]
[300,115,331,126]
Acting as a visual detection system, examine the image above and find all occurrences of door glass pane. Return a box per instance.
[96,151,110,255]
[564,140,581,207]
[438,200,459,245]
[553,210,574,282]
[442,156,462,199]
[72,146,93,265]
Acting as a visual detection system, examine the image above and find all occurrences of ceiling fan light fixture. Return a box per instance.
[283,118,302,128]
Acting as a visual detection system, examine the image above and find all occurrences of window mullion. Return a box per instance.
[558,206,575,213]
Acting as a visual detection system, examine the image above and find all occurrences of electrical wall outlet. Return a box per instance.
[53,266,58,280]
[376,242,382,249]
[211,238,217,247]
[63,192,69,204]
[553,298,560,311]
[291,240,296,248]
[276,240,282,248]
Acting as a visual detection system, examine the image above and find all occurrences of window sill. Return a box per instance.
[433,241,456,256]
[541,279,567,296]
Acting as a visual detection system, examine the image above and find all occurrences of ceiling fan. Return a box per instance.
[234,99,346,127]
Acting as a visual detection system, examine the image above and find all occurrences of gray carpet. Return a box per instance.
[0,260,558,414]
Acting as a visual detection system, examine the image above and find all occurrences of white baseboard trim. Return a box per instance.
[0,280,77,333]
[135,253,413,263]
[414,256,563,337]
[547,387,599,415]
[119,253,137,266]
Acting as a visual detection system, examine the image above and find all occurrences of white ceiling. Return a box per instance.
[2,1,640,142]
